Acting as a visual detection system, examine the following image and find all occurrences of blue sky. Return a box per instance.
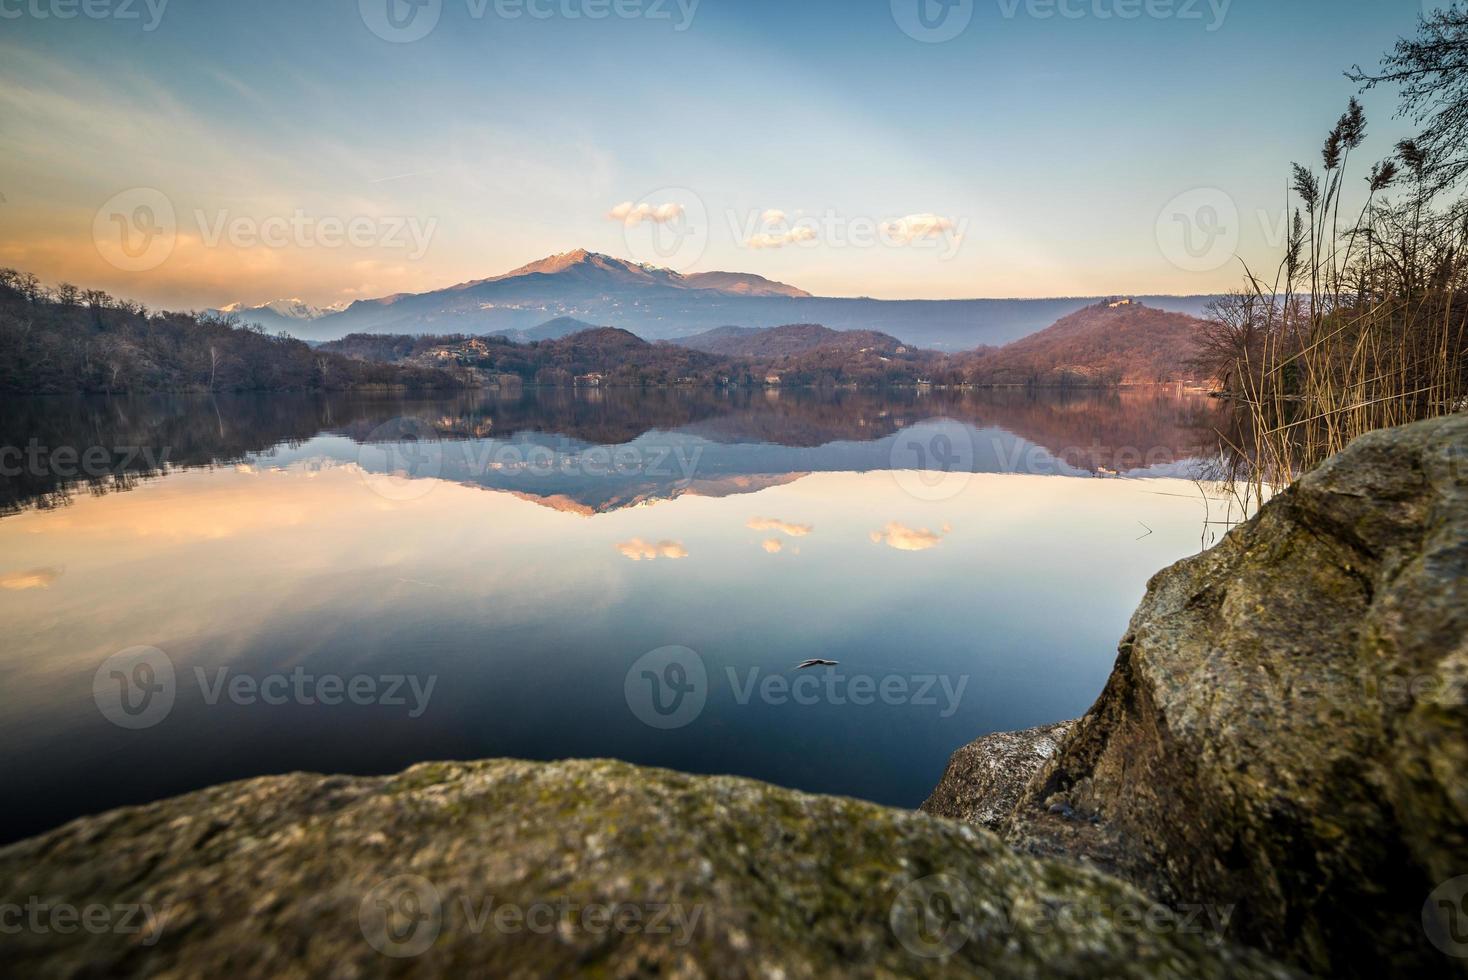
[0,0,1440,306]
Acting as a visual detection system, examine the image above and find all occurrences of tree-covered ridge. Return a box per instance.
[0,270,463,394]
[963,301,1209,386]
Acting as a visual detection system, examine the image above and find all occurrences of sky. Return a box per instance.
[0,0,1445,307]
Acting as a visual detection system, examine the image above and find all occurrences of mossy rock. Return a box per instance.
[999,413,1468,976]
[0,758,1293,978]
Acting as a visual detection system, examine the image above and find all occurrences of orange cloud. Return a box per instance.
[869,522,948,552]
[616,538,688,561]
[0,567,62,590]
[747,517,812,537]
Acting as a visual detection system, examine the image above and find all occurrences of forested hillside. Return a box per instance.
[957,301,1207,385]
[0,270,462,394]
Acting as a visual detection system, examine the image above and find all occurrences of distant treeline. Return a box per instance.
[320,326,958,387]
[322,327,739,386]
[0,270,464,395]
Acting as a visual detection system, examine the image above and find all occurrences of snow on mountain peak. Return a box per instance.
[218,299,346,320]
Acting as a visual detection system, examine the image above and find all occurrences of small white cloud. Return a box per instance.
[760,209,788,225]
[744,227,817,250]
[608,201,685,228]
[882,213,959,243]
[762,538,784,554]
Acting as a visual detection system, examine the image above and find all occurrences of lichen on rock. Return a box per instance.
[920,722,1073,830]
[0,758,1294,978]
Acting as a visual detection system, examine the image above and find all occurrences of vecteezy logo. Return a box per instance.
[890,418,976,502]
[891,0,973,43]
[1425,875,1468,958]
[617,186,709,273]
[360,875,443,958]
[357,417,445,502]
[360,0,442,43]
[889,874,975,958]
[1155,188,1241,274]
[93,646,176,730]
[93,188,177,273]
[625,646,708,730]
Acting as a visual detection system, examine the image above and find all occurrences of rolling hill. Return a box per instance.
[678,324,908,358]
[322,327,731,386]
[960,300,1208,385]
[523,316,604,341]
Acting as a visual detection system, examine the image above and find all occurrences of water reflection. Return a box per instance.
[0,387,1233,845]
[1,386,1225,516]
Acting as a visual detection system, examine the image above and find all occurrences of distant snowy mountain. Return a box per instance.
[216,298,350,333]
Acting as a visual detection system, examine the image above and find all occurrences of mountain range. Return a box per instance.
[217,298,349,330]
[320,298,1209,387]
[218,249,1220,351]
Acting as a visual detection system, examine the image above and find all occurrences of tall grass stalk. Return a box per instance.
[1199,100,1467,504]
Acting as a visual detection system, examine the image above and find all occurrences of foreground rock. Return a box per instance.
[983,413,1468,976]
[0,758,1292,978]
[921,722,1073,830]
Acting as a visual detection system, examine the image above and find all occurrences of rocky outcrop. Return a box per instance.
[921,722,1073,830]
[0,758,1293,978]
[973,413,1467,976]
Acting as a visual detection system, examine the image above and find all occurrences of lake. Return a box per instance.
[0,386,1238,844]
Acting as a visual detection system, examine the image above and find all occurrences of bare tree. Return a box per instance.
[17,272,42,303]
[1349,8,1468,199]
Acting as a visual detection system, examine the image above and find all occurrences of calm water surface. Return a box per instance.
[0,387,1234,843]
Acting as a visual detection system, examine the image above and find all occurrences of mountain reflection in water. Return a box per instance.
[0,386,1235,845]
[0,386,1224,517]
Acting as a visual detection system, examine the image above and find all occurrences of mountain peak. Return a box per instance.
[479,249,679,286]
[534,248,600,270]
[473,250,812,298]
